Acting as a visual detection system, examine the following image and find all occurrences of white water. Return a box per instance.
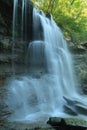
[6,0,87,123]
[12,0,18,75]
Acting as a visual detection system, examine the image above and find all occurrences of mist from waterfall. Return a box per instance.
[6,0,87,123]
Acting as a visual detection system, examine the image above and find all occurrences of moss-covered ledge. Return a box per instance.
[47,117,87,130]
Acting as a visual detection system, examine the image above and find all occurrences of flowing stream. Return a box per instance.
[5,0,87,123]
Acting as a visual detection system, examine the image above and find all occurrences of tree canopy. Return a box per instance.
[31,0,87,44]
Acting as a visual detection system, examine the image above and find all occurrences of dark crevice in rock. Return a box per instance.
[0,0,13,35]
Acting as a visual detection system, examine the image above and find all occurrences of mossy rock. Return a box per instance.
[47,117,87,128]
[64,118,87,127]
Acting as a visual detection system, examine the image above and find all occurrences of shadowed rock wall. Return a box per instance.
[0,0,34,79]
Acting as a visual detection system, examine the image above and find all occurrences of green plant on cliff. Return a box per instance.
[32,0,87,44]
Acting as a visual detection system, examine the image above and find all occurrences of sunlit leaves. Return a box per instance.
[74,1,80,8]
[31,0,87,43]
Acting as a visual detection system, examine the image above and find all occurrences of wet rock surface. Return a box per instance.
[73,51,87,94]
[47,117,87,130]
[0,117,87,130]
[0,40,87,130]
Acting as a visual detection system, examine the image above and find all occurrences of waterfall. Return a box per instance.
[12,0,18,75]
[6,0,87,123]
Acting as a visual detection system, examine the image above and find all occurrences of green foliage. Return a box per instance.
[31,0,87,44]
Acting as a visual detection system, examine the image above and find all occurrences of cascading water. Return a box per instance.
[6,0,87,123]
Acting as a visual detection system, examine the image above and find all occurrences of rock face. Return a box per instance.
[0,0,34,79]
[0,0,13,35]
[0,0,33,37]
[68,42,87,94]
[73,51,87,94]
[0,36,12,80]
